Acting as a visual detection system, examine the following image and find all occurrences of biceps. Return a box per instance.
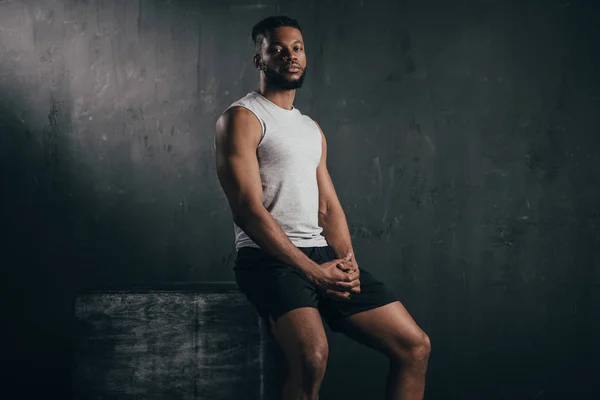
[216,152,263,217]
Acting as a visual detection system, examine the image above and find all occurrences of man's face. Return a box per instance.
[257,26,307,90]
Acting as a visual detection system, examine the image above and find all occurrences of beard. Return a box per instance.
[263,64,307,90]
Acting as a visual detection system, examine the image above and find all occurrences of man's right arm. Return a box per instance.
[215,106,321,278]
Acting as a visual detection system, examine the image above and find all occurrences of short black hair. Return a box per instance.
[251,16,302,52]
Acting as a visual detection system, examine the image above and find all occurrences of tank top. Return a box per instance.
[221,91,328,250]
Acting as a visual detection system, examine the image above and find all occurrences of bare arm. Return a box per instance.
[215,108,358,294]
[215,107,320,277]
[314,121,355,259]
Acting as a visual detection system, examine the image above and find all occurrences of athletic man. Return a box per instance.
[215,16,431,400]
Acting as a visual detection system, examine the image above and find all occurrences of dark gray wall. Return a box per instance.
[1,0,599,398]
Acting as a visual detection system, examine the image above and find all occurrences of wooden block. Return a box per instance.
[73,285,283,399]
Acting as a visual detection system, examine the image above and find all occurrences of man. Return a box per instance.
[215,16,430,400]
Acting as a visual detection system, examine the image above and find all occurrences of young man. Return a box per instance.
[215,16,431,400]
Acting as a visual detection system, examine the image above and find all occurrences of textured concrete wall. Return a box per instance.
[1,0,599,398]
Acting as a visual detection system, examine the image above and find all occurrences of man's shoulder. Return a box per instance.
[218,106,260,129]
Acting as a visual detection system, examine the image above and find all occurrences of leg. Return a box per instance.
[269,307,329,400]
[334,301,431,400]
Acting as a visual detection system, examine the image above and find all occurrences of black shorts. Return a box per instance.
[234,245,397,332]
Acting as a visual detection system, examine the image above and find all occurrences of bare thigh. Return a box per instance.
[334,301,430,359]
[269,307,329,366]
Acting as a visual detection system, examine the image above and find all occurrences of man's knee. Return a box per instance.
[392,331,431,365]
[409,333,431,362]
[292,340,329,377]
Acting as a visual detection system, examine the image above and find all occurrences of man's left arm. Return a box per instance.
[314,121,359,274]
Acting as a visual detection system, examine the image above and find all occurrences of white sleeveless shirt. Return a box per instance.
[222,91,328,250]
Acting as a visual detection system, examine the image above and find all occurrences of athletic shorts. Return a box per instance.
[234,245,397,332]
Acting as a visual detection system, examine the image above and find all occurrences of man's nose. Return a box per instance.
[281,48,297,61]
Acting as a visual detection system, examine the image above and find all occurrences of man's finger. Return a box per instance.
[338,267,358,275]
[349,286,361,294]
[326,289,351,301]
[335,279,361,290]
[335,255,352,265]
[342,270,360,282]
[336,261,353,272]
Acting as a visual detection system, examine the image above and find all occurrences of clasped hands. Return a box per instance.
[309,251,361,301]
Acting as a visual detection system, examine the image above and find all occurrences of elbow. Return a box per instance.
[318,201,332,221]
[233,203,262,227]
[318,208,336,227]
[319,202,342,220]
[318,209,329,223]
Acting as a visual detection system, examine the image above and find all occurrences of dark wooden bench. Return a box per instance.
[72,282,283,400]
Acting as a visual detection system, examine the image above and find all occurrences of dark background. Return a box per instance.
[1,0,599,398]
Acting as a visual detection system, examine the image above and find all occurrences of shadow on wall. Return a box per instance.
[0,65,165,397]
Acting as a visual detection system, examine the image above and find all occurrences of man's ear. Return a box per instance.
[253,54,262,70]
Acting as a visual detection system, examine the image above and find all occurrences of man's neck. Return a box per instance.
[258,83,296,111]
